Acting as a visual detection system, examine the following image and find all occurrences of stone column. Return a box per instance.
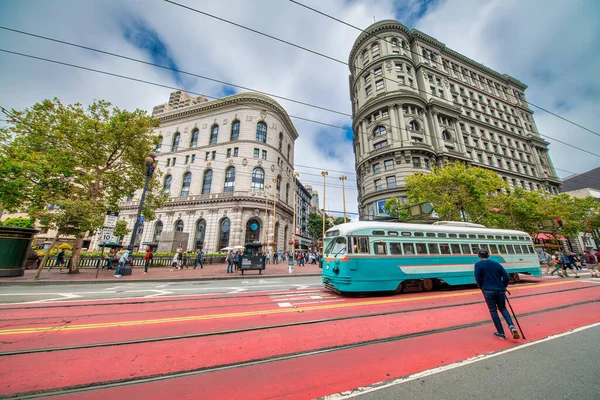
[454,120,466,154]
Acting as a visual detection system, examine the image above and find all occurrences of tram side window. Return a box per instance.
[403,243,415,255]
[506,245,515,254]
[390,243,403,255]
[528,245,535,254]
[374,242,387,255]
[480,244,490,251]
[521,245,530,254]
[498,244,507,253]
[514,245,523,254]
[471,244,479,254]
[461,244,471,254]
[428,243,440,254]
[451,244,461,254]
[489,244,499,254]
[352,237,370,254]
[416,243,428,254]
[440,244,451,254]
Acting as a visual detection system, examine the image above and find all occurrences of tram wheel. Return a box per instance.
[421,278,433,292]
[512,273,521,283]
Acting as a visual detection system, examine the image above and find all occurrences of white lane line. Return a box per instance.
[323,321,600,399]
[277,302,293,308]
[293,300,345,305]
[310,296,323,299]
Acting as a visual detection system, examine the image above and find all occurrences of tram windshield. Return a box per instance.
[324,237,346,256]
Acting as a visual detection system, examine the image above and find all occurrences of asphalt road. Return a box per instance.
[349,324,600,400]
[0,275,323,304]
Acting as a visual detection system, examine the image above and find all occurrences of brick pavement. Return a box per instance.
[1,262,322,285]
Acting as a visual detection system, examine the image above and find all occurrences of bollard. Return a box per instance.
[288,259,294,274]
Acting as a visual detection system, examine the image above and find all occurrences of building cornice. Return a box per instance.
[157,92,300,140]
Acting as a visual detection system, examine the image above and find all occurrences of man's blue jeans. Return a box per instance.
[482,289,514,335]
[227,261,233,273]
[115,261,124,276]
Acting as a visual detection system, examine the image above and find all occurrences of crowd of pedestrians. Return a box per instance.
[542,248,600,278]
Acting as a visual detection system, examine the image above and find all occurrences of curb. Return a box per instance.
[0,273,322,286]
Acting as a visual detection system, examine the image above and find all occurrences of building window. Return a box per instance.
[166,158,170,167]
[375,80,384,90]
[442,130,452,141]
[251,167,265,190]
[286,183,290,203]
[191,154,195,163]
[384,159,394,170]
[224,167,236,192]
[409,121,420,131]
[412,157,421,168]
[262,150,267,160]
[171,132,180,152]
[373,163,381,174]
[209,125,219,144]
[365,86,373,96]
[276,175,281,197]
[374,179,383,191]
[227,148,231,158]
[172,157,176,165]
[190,129,199,147]
[163,175,172,196]
[256,121,267,143]
[372,42,379,53]
[156,136,163,153]
[395,62,403,72]
[153,221,163,243]
[174,219,184,232]
[211,151,216,160]
[219,218,231,250]
[364,74,371,84]
[253,148,259,158]
[230,120,240,141]
[287,144,291,160]
[201,170,212,194]
[233,147,239,157]
[374,140,388,150]
[374,66,382,76]
[424,159,430,169]
[278,132,283,151]
[194,219,206,251]
[185,155,189,164]
[180,172,191,197]
[373,126,386,137]
[386,176,396,188]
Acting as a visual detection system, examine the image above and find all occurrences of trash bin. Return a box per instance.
[0,227,38,277]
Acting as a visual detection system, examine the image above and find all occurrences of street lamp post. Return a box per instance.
[124,152,158,275]
[264,184,271,254]
[339,175,347,223]
[292,173,298,258]
[321,171,328,251]
[272,177,279,260]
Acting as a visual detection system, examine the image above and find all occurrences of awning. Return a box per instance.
[532,233,567,241]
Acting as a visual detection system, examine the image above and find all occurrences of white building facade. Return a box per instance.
[348,20,561,218]
[106,92,299,253]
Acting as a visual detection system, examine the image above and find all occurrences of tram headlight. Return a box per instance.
[333,266,340,274]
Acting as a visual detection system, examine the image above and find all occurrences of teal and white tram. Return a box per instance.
[322,221,541,293]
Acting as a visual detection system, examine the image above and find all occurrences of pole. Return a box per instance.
[264,184,271,254]
[321,171,328,251]
[505,292,526,340]
[339,175,347,223]
[95,242,105,279]
[292,173,298,256]
[272,178,278,260]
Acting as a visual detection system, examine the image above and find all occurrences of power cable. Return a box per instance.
[288,0,600,139]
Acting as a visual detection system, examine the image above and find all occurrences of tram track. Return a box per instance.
[4,298,598,400]
[1,284,596,357]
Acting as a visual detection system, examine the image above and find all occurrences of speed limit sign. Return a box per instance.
[100,229,113,243]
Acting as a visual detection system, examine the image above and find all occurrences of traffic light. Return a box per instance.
[556,218,563,228]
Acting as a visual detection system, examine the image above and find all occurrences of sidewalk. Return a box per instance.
[0,262,322,286]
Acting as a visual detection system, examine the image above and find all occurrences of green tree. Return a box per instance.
[0,98,163,277]
[113,219,131,239]
[307,213,333,240]
[383,197,411,219]
[333,217,346,226]
[405,162,507,222]
[1,217,34,228]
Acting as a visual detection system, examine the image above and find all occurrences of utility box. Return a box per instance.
[157,231,189,253]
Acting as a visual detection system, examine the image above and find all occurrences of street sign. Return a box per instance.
[100,229,113,243]
[104,211,119,229]
[139,215,144,223]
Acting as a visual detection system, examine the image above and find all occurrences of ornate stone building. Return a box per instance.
[348,20,561,218]
[110,92,299,253]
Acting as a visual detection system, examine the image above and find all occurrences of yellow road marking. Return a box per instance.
[0,281,582,336]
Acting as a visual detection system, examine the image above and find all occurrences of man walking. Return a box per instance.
[194,249,204,269]
[474,249,520,340]
[48,249,66,272]
[541,250,552,275]
[114,250,129,278]
[143,247,152,274]
[584,250,599,278]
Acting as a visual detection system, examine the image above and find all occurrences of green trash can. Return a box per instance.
[0,226,38,277]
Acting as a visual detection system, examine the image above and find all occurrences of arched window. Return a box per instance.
[276,175,281,197]
[209,124,219,144]
[230,120,240,141]
[194,219,206,251]
[401,40,407,49]
[163,175,172,196]
[372,42,379,53]
[256,121,267,143]
[180,172,191,197]
[284,225,289,250]
[224,167,235,192]
[278,132,283,151]
[409,121,420,131]
[153,221,163,243]
[175,219,184,232]
[251,167,265,190]
[287,144,291,160]
[442,130,452,141]
[373,126,387,137]
[201,170,212,194]
[286,183,290,203]
[155,136,163,153]
[190,129,199,147]
[171,132,180,152]
[391,38,398,47]
[244,218,262,244]
[218,218,231,250]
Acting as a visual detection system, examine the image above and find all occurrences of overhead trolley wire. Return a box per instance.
[288,0,600,139]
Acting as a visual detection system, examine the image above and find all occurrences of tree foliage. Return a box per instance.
[307,213,333,239]
[1,217,34,228]
[333,217,346,226]
[113,219,131,239]
[0,98,163,276]
[383,197,411,219]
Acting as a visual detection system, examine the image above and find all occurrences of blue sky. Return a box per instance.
[0,0,599,217]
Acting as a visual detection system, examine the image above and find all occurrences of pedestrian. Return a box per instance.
[194,249,204,269]
[171,252,181,271]
[595,249,600,265]
[48,249,66,272]
[183,251,190,269]
[570,252,582,271]
[114,250,129,278]
[143,247,152,274]
[542,250,552,275]
[227,251,234,273]
[563,252,580,278]
[584,250,599,278]
[550,251,563,277]
[233,251,240,272]
[474,248,520,340]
